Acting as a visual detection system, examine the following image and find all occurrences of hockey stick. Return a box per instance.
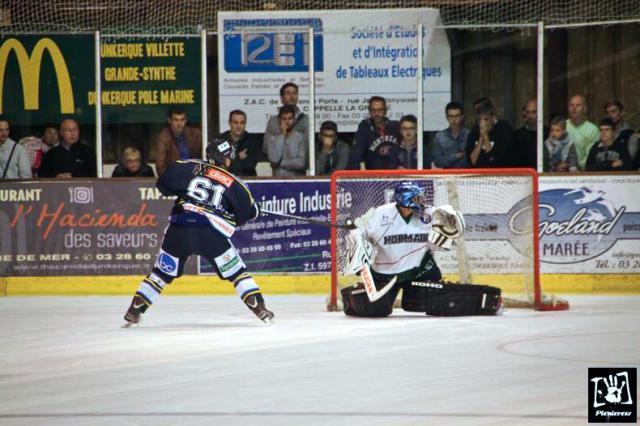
[360,265,397,302]
[261,208,357,230]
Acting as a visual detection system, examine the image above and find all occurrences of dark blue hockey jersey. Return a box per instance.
[156,160,259,237]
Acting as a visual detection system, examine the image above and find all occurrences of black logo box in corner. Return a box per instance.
[588,367,637,423]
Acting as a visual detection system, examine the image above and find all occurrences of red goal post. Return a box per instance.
[328,168,569,312]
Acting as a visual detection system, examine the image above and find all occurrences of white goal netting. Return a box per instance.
[2,0,639,34]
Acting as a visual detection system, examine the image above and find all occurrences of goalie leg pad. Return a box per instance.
[341,283,400,317]
[402,282,502,316]
[401,281,429,312]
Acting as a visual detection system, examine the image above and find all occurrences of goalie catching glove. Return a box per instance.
[427,204,466,250]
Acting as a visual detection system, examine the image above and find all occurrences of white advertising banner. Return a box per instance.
[217,9,451,133]
[539,174,640,274]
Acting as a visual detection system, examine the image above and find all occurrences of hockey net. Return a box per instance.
[2,1,639,34]
[328,168,569,312]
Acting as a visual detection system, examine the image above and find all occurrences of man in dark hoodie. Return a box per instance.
[220,110,261,176]
[586,118,633,171]
[466,98,513,168]
[347,96,399,170]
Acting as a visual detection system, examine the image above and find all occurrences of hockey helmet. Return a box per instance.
[206,138,236,165]
[394,181,426,211]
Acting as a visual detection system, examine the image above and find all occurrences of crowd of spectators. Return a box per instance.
[1,82,639,181]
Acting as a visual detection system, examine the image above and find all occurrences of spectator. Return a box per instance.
[19,124,61,176]
[466,100,512,168]
[315,120,349,175]
[263,82,309,154]
[112,147,155,177]
[432,101,469,168]
[513,99,548,168]
[220,110,261,177]
[395,114,431,169]
[155,106,202,177]
[19,136,48,176]
[586,118,633,171]
[544,116,578,172]
[0,117,31,179]
[542,142,551,172]
[39,118,96,178]
[604,99,638,164]
[566,94,599,171]
[348,96,400,170]
[41,124,60,148]
[266,105,307,176]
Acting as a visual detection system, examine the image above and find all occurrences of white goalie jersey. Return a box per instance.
[352,202,440,275]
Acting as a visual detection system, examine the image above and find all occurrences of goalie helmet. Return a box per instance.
[394,181,426,211]
[206,138,235,166]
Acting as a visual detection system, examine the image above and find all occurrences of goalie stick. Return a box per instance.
[261,208,357,230]
[360,265,398,302]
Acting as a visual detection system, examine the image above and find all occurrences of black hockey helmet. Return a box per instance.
[206,138,236,166]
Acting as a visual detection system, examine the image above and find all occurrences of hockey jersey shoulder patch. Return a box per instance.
[204,166,234,188]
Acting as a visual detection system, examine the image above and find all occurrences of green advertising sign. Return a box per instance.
[0,34,202,126]
[0,34,95,125]
[96,36,201,123]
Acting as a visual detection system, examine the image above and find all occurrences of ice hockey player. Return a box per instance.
[341,181,501,317]
[123,139,274,326]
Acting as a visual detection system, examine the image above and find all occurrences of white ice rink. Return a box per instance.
[0,295,638,426]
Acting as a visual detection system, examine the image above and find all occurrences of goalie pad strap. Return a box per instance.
[402,281,502,316]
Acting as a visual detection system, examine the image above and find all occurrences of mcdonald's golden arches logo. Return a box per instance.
[0,37,75,114]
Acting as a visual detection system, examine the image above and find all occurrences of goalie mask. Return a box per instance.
[206,139,236,166]
[394,181,427,212]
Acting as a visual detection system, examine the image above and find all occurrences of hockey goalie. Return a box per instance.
[341,181,502,317]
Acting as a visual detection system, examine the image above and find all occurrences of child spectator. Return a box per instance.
[112,147,155,177]
[544,116,578,172]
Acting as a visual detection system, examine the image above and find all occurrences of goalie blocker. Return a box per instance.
[342,281,502,317]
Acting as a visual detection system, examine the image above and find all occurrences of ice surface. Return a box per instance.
[0,295,638,425]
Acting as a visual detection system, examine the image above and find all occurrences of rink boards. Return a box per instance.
[2,273,638,296]
[1,174,639,295]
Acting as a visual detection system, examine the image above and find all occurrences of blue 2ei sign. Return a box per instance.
[223,18,324,72]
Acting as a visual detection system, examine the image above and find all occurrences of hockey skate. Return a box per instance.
[245,295,274,324]
[122,295,146,328]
